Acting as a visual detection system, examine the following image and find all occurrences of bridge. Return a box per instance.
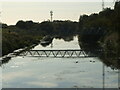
[20,49,97,58]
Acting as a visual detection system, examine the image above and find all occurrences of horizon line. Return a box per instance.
[1,0,114,2]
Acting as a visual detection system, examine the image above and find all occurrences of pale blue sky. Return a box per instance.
[1,1,114,25]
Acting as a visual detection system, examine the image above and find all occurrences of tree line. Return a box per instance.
[16,20,78,36]
[78,1,120,69]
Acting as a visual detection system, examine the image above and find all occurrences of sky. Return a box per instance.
[0,0,115,25]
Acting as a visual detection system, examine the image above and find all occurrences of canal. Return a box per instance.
[2,36,119,88]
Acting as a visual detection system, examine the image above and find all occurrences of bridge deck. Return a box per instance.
[20,49,96,58]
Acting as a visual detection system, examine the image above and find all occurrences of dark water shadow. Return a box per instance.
[40,35,75,47]
[78,37,120,69]
[1,57,11,66]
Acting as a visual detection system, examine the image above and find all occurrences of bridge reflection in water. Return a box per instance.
[20,49,98,58]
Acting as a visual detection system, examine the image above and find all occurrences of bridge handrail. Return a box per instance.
[29,49,83,51]
[29,49,104,52]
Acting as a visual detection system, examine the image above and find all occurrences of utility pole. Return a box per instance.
[103,63,105,90]
[113,0,119,3]
[50,11,53,48]
[102,0,104,10]
[50,10,53,22]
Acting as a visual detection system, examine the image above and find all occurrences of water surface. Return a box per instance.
[2,36,118,88]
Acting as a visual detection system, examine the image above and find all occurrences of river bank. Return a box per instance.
[1,43,39,65]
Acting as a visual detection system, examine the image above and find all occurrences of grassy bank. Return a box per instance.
[2,26,42,56]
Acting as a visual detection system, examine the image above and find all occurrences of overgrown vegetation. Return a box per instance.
[2,26,41,55]
[78,1,120,69]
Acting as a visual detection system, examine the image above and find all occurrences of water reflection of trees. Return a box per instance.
[40,35,74,47]
[78,36,120,69]
[40,34,120,70]
[55,35,74,42]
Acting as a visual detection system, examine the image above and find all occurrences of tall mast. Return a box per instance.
[50,11,53,22]
[102,0,104,10]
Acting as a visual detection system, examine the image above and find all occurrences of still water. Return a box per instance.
[2,36,118,88]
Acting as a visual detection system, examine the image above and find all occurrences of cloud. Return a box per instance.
[26,81,58,88]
